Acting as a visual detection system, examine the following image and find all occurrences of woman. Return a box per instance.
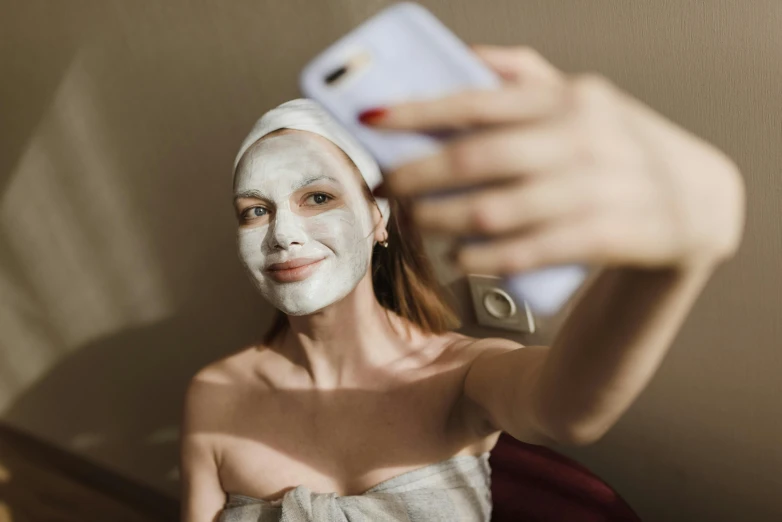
[180,46,744,521]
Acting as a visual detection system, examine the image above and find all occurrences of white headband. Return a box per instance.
[233,98,390,226]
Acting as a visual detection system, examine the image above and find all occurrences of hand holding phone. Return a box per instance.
[300,2,587,315]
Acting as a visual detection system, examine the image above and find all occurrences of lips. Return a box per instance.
[264,257,326,283]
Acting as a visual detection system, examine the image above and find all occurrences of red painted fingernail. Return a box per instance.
[371,183,388,198]
[358,107,388,125]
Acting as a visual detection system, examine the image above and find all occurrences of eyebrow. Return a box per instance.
[233,188,265,201]
[293,174,341,191]
[233,175,341,202]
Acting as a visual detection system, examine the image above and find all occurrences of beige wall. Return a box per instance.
[1,1,780,520]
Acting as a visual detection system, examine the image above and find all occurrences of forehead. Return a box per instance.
[234,131,361,189]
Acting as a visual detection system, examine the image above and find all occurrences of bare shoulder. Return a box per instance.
[180,351,269,518]
[427,333,522,443]
[452,333,555,445]
[183,346,270,436]
[188,346,261,387]
[440,332,526,368]
[429,333,522,401]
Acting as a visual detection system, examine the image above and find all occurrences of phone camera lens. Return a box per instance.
[324,65,348,85]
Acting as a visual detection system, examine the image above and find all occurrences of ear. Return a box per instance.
[370,203,387,244]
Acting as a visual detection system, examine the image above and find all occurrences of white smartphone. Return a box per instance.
[300,2,586,315]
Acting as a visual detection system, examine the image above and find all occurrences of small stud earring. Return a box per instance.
[381,240,389,248]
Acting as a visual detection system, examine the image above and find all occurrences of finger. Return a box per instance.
[470,45,564,86]
[412,174,591,235]
[360,83,566,131]
[386,123,575,197]
[454,216,621,273]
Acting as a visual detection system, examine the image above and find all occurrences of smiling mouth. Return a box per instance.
[264,257,326,283]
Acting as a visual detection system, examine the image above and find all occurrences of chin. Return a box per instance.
[260,280,353,317]
[270,297,337,317]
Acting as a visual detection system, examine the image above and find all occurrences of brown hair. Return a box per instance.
[260,141,459,344]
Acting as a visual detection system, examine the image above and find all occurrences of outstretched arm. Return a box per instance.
[463,263,716,446]
[366,46,744,446]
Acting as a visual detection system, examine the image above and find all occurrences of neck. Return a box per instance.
[279,274,417,388]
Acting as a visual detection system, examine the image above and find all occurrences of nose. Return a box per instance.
[266,208,307,251]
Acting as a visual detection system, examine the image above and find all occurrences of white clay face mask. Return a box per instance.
[233,131,376,315]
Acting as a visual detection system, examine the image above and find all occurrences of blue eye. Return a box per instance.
[241,206,268,220]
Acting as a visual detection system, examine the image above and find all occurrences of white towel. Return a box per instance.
[219,453,492,522]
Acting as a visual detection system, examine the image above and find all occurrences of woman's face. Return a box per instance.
[233,131,378,315]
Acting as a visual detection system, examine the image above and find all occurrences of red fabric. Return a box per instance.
[489,433,641,522]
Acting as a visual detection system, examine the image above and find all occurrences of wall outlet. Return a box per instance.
[467,274,535,333]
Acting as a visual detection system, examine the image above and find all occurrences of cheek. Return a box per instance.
[305,208,368,249]
[237,226,268,262]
